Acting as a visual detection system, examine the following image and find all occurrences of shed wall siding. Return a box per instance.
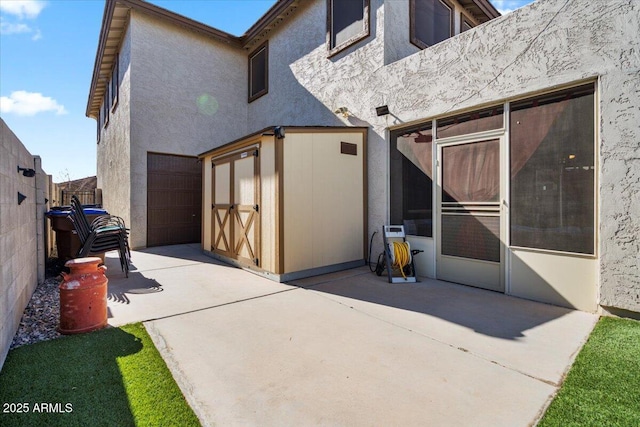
[260,137,277,273]
[283,132,364,272]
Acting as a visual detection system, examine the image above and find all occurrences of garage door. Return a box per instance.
[147,153,202,247]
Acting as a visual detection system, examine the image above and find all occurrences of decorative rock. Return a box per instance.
[10,277,63,349]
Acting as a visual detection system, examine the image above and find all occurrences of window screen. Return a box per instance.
[249,43,268,102]
[412,0,453,48]
[390,124,434,237]
[436,106,504,139]
[510,84,595,254]
[442,214,500,262]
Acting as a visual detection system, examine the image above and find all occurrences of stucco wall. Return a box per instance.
[383,0,419,65]
[0,119,48,369]
[284,0,639,311]
[246,0,368,131]
[128,11,249,248]
[97,24,132,230]
[599,58,640,312]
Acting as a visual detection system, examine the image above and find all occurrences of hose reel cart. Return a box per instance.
[375,225,423,283]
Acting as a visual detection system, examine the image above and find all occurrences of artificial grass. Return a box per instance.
[539,316,640,427]
[0,323,200,427]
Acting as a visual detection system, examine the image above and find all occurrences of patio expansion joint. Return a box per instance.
[140,287,299,324]
[305,287,561,388]
[128,261,205,274]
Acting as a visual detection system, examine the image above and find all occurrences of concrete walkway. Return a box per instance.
[103,244,598,426]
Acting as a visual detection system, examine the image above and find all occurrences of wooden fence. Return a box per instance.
[61,190,95,206]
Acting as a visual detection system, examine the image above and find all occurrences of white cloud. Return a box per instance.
[0,0,46,19]
[0,91,67,116]
[0,1,45,38]
[0,20,31,34]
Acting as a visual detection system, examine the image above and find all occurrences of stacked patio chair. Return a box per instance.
[69,195,131,277]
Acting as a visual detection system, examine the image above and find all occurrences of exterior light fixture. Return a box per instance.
[375,105,390,116]
[334,107,350,118]
[17,166,36,177]
[18,192,27,205]
[274,126,285,139]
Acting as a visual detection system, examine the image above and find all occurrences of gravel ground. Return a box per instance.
[10,276,63,350]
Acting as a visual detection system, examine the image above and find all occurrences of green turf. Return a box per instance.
[0,323,200,427]
[539,316,640,427]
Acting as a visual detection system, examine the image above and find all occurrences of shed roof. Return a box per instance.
[198,126,369,159]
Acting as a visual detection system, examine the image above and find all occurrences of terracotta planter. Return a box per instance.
[59,257,108,334]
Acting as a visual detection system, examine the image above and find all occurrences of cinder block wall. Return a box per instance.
[0,119,49,369]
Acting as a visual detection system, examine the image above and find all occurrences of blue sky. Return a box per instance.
[1,0,533,182]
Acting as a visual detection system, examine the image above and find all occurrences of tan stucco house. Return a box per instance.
[87,0,640,317]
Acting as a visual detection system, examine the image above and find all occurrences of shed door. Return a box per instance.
[147,153,202,247]
[211,149,260,266]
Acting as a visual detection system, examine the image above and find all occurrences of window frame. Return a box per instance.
[97,102,103,143]
[388,81,596,256]
[97,116,101,143]
[389,122,435,238]
[326,0,370,57]
[460,13,474,33]
[103,91,110,128]
[410,0,455,50]
[110,56,119,112]
[248,40,269,103]
[508,83,596,256]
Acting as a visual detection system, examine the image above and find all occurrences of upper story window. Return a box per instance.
[248,41,268,102]
[410,0,454,49]
[327,0,370,57]
[97,102,103,143]
[110,57,119,111]
[103,91,109,128]
[460,14,474,32]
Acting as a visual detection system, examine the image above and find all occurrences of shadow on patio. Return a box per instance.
[289,266,581,341]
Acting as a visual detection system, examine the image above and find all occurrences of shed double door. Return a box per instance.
[211,149,260,266]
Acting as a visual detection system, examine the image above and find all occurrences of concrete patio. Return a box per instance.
[103,244,598,426]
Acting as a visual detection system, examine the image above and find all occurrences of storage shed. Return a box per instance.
[199,126,367,282]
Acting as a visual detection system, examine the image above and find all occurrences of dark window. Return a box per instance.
[97,101,103,142]
[103,93,109,127]
[510,84,595,254]
[97,114,101,143]
[390,123,434,237]
[461,14,473,32]
[110,57,119,111]
[411,0,454,49]
[248,42,268,102]
[327,0,370,56]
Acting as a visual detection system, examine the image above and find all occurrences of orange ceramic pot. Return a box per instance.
[59,257,108,334]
